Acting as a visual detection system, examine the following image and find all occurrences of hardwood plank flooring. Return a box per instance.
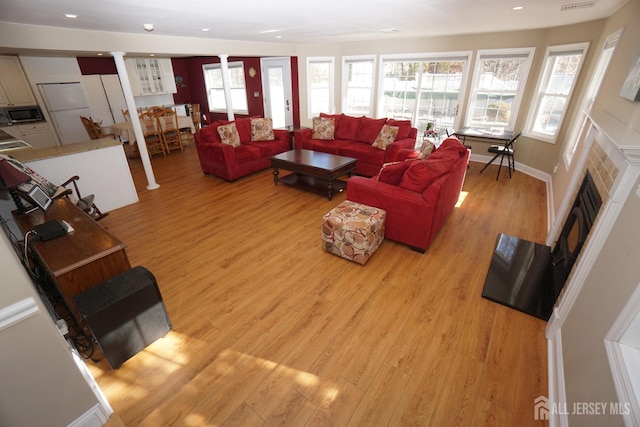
[90,145,549,426]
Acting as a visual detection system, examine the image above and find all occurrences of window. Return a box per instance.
[342,56,375,116]
[527,43,589,143]
[379,52,471,136]
[563,30,622,168]
[203,62,248,114]
[466,48,534,131]
[307,57,334,118]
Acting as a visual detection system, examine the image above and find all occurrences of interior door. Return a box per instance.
[260,57,293,129]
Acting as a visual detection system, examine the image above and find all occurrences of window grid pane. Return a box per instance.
[532,50,584,138]
[469,57,528,128]
[344,60,374,115]
[309,61,331,116]
[203,64,248,113]
[380,59,466,136]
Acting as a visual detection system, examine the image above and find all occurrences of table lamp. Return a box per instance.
[0,159,31,214]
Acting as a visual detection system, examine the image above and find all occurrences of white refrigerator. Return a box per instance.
[38,82,92,145]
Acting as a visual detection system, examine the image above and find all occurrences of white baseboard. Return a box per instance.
[68,403,112,427]
[547,329,569,427]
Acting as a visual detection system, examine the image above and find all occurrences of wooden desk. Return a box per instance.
[455,127,514,144]
[13,198,131,322]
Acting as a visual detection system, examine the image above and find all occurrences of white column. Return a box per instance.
[218,54,235,121]
[110,52,160,190]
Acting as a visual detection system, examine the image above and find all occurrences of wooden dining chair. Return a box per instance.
[121,109,131,122]
[190,103,201,131]
[139,111,167,157]
[156,109,184,153]
[80,116,115,140]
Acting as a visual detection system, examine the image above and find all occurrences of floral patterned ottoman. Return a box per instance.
[322,200,386,265]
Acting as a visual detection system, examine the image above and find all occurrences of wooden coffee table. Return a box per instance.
[270,149,357,200]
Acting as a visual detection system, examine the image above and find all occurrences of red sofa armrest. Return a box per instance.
[384,133,417,162]
[347,176,436,251]
[194,137,237,174]
[293,128,312,148]
[272,129,291,150]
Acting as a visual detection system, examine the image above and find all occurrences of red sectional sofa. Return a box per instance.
[346,137,470,253]
[293,113,418,177]
[194,117,290,181]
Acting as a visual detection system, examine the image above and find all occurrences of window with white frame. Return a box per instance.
[342,56,375,116]
[563,30,622,168]
[466,48,534,131]
[526,43,589,143]
[379,53,471,136]
[203,62,248,114]
[307,57,334,118]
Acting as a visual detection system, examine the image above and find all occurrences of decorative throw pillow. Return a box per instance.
[312,116,335,140]
[217,122,241,147]
[335,114,361,140]
[418,140,436,159]
[372,124,399,150]
[250,117,275,141]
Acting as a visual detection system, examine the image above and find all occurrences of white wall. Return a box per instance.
[0,230,111,427]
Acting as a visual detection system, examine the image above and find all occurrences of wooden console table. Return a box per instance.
[13,198,131,323]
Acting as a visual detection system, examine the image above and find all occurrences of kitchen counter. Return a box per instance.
[9,137,121,162]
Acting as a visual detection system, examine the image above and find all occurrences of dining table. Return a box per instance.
[103,115,196,144]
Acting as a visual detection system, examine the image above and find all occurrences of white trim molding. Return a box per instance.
[0,298,39,331]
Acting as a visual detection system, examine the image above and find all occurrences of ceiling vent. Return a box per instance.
[561,1,595,11]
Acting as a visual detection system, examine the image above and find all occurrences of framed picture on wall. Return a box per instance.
[620,51,640,102]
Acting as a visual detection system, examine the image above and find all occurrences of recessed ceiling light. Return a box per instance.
[143,23,154,32]
[259,29,280,34]
[201,28,210,32]
[378,28,400,33]
[275,35,282,39]
[64,14,78,19]
[513,6,524,10]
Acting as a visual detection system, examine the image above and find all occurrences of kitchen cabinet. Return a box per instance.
[0,56,37,107]
[2,122,55,148]
[124,58,177,96]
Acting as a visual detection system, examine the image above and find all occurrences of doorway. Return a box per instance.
[260,57,293,129]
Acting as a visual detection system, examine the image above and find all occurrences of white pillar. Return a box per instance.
[110,52,160,190]
[218,54,235,121]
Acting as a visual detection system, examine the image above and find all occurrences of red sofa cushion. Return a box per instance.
[233,144,263,162]
[386,119,412,140]
[356,117,387,143]
[302,138,351,155]
[399,157,456,193]
[234,117,252,142]
[335,114,360,140]
[199,120,231,144]
[377,161,413,186]
[338,141,385,165]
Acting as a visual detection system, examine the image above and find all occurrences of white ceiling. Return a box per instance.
[0,0,628,45]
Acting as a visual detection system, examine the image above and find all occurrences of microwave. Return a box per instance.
[5,105,44,124]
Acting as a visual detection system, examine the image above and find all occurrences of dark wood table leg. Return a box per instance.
[327,180,333,200]
[272,167,279,185]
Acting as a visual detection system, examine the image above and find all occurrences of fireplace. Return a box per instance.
[481,171,602,320]
[550,171,602,300]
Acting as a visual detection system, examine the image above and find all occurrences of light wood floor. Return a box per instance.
[90,146,549,426]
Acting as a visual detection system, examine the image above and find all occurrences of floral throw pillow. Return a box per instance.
[250,117,275,141]
[312,116,335,140]
[418,140,435,159]
[372,124,399,150]
[217,122,241,147]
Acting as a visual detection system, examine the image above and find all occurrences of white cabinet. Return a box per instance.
[0,56,37,107]
[19,122,55,148]
[124,58,177,96]
[2,122,55,148]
